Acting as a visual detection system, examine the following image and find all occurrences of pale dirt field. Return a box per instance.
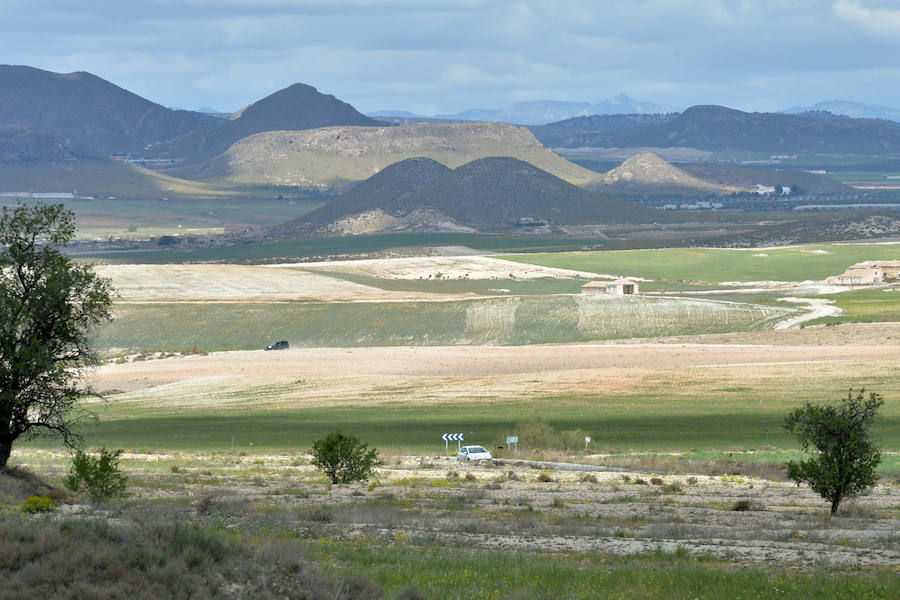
[87,324,900,408]
[274,255,607,280]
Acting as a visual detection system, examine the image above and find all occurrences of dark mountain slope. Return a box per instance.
[534,105,900,155]
[290,156,660,233]
[530,113,678,147]
[414,157,658,226]
[167,83,382,162]
[296,157,451,226]
[0,125,104,163]
[0,65,215,155]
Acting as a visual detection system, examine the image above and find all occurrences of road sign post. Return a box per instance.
[441,433,464,454]
[505,435,518,454]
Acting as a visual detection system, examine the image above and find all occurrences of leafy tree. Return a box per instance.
[65,447,128,503]
[310,430,384,484]
[784,389,884,514]
[0,203,113,470]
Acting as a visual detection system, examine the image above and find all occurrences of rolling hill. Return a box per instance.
[0,65,216,156]
[179,122,605,189]
[285,156,660,234]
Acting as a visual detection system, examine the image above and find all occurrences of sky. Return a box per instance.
[3,0,900,115]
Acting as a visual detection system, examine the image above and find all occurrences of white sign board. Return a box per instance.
[506,436,518,444]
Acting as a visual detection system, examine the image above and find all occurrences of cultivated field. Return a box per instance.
[7,246,900,598]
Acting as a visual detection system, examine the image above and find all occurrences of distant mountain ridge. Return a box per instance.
[532,105,900,154]
[0,65,216,155]
[371,94,679,125]
[0,65,383,164]
[782,100,900,123]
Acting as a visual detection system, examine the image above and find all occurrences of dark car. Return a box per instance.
[265,340,289,351]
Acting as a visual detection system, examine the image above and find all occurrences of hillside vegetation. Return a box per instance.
[180,122,604,189]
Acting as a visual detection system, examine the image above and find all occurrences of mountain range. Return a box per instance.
[782,100,900,123]
[371,94,679,125]
[530,105,900,154]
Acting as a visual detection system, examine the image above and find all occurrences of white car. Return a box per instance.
[457,445,492,461]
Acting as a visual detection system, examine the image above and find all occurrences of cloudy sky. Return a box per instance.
[3,0,899,114]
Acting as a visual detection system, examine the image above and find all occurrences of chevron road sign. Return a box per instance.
[441,433,464,453]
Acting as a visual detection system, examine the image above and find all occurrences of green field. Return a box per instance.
[26,356,900,476]
[499,243,900,283]
[809,288,900,324]
[94,294,793,353]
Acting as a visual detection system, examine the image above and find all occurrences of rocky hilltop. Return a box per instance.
[182,122,604,189]
[600,152,737,193]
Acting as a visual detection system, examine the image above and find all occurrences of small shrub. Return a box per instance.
[633,478,648,485]
[310,430,383,484]
[483,482,502,490]
[506,471,519,482]
[686,476,698,485]
[650,477,664,485]
[65,448,128,503]
[578,473,599,484]
[367,481,378,492]
[464,472,477,482]
[19,496,56,513]
[537,472,553,482]
[621,474,631,483]
[731,499,753,512]
[663,483,682,494]
[551,497,565,508]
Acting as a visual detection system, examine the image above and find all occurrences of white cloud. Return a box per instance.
[833,0,900,39]
[1,0,899,113]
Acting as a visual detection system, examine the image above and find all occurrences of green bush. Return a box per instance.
[65,448,128,503]
[19,496,56,513]
[784,389,883,514]
[310,431,384,485]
